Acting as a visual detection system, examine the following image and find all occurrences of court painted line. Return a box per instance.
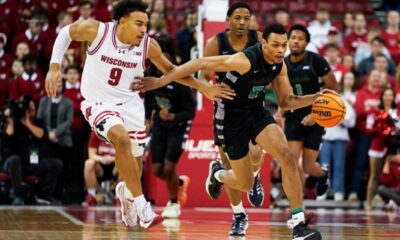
[55,208,84,225]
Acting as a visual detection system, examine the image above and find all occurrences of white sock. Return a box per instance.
[214,170,225,182]
[134,194,147,212]
[231,201,245,214]
[88,188,96,196]
[253,169,260,177]
[123,184,135,201]
[292,211,305,225]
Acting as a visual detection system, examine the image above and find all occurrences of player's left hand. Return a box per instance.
[131,76,166,92]
[316,88,339,97]
[159,108,174,121]
[202,83,236,102]
[301,114,316,126]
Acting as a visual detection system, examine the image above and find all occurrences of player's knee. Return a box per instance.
[152,166,164,179]
[163,165,176,179]
[84,159,96,170]
[280,150,298,171]
[108,130,130,148]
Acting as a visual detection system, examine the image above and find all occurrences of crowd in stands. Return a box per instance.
[1,0,400,210]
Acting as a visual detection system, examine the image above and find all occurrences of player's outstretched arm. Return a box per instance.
[272,63,338,111]
[46,19,100,97]
[142,38,237,101]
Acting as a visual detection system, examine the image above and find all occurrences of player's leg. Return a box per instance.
[247,143,265,207]
[255,124,322,240]
[366,156,384,210]
[217,146,249,237]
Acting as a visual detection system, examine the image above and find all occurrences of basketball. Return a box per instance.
[311,93,346,128]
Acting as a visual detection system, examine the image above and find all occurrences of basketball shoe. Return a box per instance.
[205,160,224,199]
[115,181,138,227]
[247,173,264,207]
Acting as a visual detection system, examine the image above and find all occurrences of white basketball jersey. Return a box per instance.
[81,22,150,104]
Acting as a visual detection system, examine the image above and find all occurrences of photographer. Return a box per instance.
[2,95,62,205]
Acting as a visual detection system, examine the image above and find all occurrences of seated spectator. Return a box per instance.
[381,10,400,59]
[366,87,397,210]
[357,56,397,90]
[2,95,63,205]
[9,54,45,103]
[84,131,117,206]
[15,41,30,61]
[176,10,197,64]
[324,44,349,82]
[0,32,12,81]
[344,12,367,54]
[342,71,357,106]
[342,12,354,37]
[358,37,396,77]
[319,27,346,56]
[377,145,400,207]
[355,28,392,66]
[275,7,291,31]
[342,53,358,76]
[74,0,94,21]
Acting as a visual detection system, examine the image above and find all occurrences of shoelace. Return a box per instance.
[232,214,247,229]
[250,176,263,195]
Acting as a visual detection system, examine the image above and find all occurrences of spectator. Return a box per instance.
[342,53,358,76]
[95,0,118,22]
[344,12,367,54]
[382,10,400,59]
[342,71,357,106]
[308,7,331,50]
[319,27,346,56]
[249,14,260,31]
[366,87,397,210]
[358,37,396,77]
[148,12,168,38]
[83,131,117,206]
[342,12,354,37]
[0,0,17,37]
[0,33,12,106]
[349,69,383,202]
[9,54,45,103]
[355,30,392,67]
[15,41,30,61]
[45,12,74,62]
[324,43,349,82]
[176,10,197,64]
[275,7,291,31]
[358,55,397,90]
[377,147,400,207]
[152,0,165,15]
[74,0,94,21]
[319,83,356,201]
[2,96,63,205]
[12,9,47,60]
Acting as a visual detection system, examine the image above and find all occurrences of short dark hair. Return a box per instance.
[227,2,252,17]
[112,0,148,21]
[276,6,289,14]
[22,54,36,65]
[64,65,80,74]
[288,24,310,43]
[371,36,385,45]
[79,0,94,8]
[262,23,287,41]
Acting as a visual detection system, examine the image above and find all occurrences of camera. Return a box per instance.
[6,95,32,121]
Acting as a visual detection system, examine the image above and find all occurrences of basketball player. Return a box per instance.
[45,0,233,229]
[138,23,336,240]
[284,24,339,197]
[200,2,264,236]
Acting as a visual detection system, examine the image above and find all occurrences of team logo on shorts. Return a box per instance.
[96,118,108,132]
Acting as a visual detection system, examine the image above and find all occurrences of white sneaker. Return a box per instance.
[115,181,138,227]
[161,201,181,218]
[334,192,344,201]
[138,201,164,228]
[316,193,327,201]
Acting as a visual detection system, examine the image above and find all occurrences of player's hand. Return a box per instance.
[102,155,115,165]
[301,114,316,126]
[48,130,58,143]
[202,83,236,102]
[131,76,166,92]
[159,108,174,121]
[316,88,339,97]
[45,65,62,97]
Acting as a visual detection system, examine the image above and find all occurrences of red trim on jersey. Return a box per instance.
[87,23,109,56]
[128,135,147,140]
[142,35,149,69]
[93,110,120,126]
[112,22,117,49]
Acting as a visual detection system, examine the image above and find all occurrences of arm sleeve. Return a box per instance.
[50,25,72,64]
[173,85,196,122]
[313,54,331,77]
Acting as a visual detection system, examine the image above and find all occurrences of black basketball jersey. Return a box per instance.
[221,43,283,111]
[284,51,331,120]
[215,29,259,83]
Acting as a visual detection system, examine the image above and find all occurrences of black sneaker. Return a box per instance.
[316,165,330,196]
[247,173,264,207]
[292,215,322,240]
[229,213,248,236]
[205,160,224,199]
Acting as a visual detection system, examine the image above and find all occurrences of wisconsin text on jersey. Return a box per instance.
[100,55,138,68]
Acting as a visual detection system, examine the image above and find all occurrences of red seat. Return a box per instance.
[0,172,10,181]
[344,2,373,14]
[165,0,174,11]
[174,0,188,11]
[0,172,38,183]
[316,1,345,15]
[260,1,288,14]
[288,1,316,14]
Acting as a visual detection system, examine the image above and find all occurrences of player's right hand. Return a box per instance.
[202,83,236,102]
[45,66,62,97]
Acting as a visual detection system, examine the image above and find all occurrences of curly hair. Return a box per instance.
[112,0,148,21]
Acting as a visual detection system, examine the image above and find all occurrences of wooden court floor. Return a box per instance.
[0,206,400,240]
